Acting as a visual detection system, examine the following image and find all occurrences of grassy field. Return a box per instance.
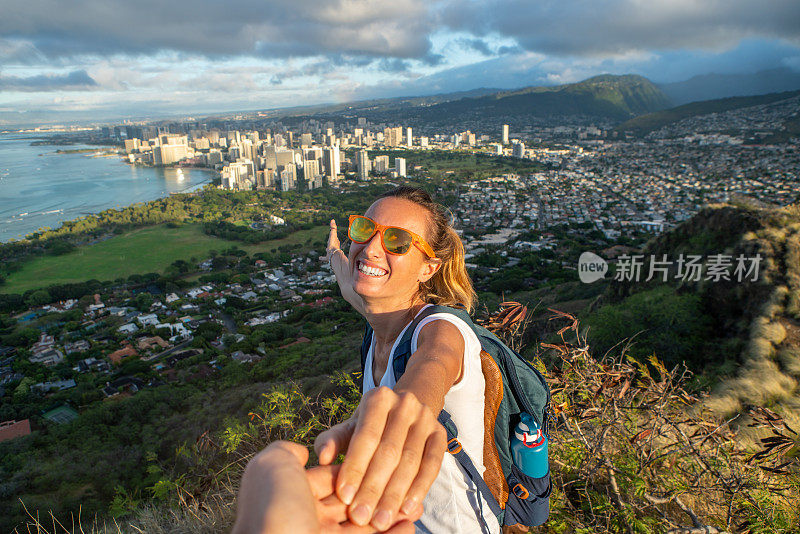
[1,223,328,294]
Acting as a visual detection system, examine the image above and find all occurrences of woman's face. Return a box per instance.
[348,197,440,305]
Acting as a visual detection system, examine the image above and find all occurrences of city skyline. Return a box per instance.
[1,1,800,125]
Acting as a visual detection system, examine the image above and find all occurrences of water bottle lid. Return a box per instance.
[515,427,544,445]
[515,414,544,446]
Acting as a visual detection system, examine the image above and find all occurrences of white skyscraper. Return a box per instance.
[395,157,406,177]
[356,150,371,180]
[323,145,341,181]
[406,127,412,147]
[502,124,509,145]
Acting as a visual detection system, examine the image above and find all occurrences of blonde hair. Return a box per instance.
[379,186,477,313]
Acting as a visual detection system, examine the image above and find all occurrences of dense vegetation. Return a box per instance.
[0,301,365,531]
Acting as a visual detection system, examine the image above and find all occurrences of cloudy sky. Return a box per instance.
[1,0,799,125]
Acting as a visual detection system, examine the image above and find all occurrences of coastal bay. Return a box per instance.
[0,133,215,242]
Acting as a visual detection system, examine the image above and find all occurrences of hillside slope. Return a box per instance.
[20,303,798,533]
[659,67,800,105]
[617,89,800,136]
[587,201,800,426]
[347,74,673,127]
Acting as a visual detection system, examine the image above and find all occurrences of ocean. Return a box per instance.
[0,133,215,243]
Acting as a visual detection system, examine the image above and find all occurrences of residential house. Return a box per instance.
[136,313,159,327]
[31,379,77,395]
[64,339,90,355]
[136,336,169,352]
[0,419,32,443]
[103,376,145,397]
[118,323,139,334]
[108,345,138,365]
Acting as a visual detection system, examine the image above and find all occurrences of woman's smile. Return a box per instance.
[355,259,389,278]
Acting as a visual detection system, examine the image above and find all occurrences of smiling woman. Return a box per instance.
[305,186,498,533]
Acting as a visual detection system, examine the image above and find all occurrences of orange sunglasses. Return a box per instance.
[348,215,438,259]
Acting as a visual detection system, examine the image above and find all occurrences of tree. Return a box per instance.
[25,289,52,307]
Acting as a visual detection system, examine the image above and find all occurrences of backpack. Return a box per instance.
[359,304,551,530]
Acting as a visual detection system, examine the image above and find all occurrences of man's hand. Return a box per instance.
[233,440,418,534]
[314,387,447,531]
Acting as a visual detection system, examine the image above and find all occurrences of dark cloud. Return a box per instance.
[459,38,494,56]
[0,0,434,60]
[441,0,800,56]
[378,58,413,72]
[0,70,98,91]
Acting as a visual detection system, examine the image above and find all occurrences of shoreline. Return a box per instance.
[0,133,217,244]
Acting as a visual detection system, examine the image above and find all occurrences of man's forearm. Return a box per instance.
[233,446,319,534]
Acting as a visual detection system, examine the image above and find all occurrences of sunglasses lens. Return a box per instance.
[349,216,375,242]
[383,227,413,254]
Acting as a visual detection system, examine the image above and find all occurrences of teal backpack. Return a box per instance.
[360,304,551,530]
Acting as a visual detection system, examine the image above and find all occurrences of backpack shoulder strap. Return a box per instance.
[359,322,373,375]
[390,304,473,381]
[438,410,503,522]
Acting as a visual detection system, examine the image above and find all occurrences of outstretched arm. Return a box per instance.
[314,320,464,531]
[327,219,366,315]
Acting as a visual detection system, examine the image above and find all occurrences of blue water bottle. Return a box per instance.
[511,412,548,478]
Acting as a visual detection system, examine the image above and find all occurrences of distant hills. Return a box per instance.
[319,74,674,127]
[659,67,800,106]
[304,70,800,129]
[420,74,672,120]
[617,89,800,136]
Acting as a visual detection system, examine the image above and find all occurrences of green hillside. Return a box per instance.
[617,89,800,135]
[348,74,673,126]
[422,74,671,122]
[585,200,800,411]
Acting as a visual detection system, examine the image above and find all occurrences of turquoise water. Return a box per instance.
[0,133,214,242]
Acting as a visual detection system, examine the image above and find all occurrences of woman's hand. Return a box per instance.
[233,440,418,534]
[314,387,447,531]
[326,218,343,262]
[326,218,366,315]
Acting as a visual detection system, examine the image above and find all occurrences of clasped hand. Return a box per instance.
[314,386,447,531]
[234,387,446,533]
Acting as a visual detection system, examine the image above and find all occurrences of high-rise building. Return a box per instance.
[384,127,403,147]
[303,160,322,189]
[395,157,406,177]
[207,149,223,166]
[512,141,526,158]
[222,160,252,190]
[420,137,429,147]
[356,150,371,181]
[241,139,256,163]
[280,164,297,191]
[323,145,341,181]
[153,141,189,166]
[406,127,413,147]
[502,124,509,145]
[373,155,390,173]
[300,133,313,147]
[124,139,141,153]
[275,149,295,168]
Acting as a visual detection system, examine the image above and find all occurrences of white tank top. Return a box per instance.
[362,305,501,534]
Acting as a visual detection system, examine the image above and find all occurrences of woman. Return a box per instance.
[316,186,499,533]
